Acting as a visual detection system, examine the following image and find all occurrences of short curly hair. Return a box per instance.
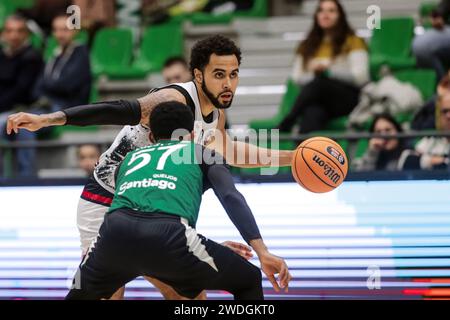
[190,35,242,76]
[149,101,194,141]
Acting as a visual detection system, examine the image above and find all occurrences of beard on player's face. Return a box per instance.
[201,76,234,109]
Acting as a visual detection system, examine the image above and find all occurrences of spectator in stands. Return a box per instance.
[412,0,450,80]
[0,15,43,177]
[33,13,92,110]
[412,69,450,130]
[353,114,406,171]
[400,92,450,170]
[277,0,369,134]
[2,14,91,177]
[162,56,192,84]
[0,15,43,114]
[77,144,101,177]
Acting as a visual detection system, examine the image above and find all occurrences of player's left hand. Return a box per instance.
[259,252,291,293]
[222,241,253,260]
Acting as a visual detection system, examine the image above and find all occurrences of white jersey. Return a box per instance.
[93,81,220,194]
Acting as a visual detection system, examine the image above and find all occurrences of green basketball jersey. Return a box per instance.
[108,140,203,227]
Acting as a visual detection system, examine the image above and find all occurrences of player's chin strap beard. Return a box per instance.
[201,77,233,109]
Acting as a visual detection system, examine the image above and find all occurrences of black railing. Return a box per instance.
[1,130,449,149]
[1,130,450,181]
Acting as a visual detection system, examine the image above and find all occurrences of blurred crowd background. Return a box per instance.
[0,0,449,180]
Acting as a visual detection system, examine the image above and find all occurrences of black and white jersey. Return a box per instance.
[93,81,220,193]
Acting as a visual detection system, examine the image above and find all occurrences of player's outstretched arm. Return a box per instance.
[6,89,185,135]
[201,152,291,291]
[7,111,66,134]
[211,110,294,168]
[230,141,294,168]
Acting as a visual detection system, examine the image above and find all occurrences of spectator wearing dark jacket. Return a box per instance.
[33,14,92,110]
[1,14,91,177]
[412,69,450,130]
[0,15,43,177]
[0,15,43,113]
[400,93,450,170]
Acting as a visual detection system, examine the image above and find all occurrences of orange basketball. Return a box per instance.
[291,137,348,193]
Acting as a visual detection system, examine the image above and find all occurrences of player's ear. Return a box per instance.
[149,132,156,144]
[194,68,203,84]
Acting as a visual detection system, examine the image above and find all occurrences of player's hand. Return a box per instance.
[258,252,291,293]
[6,112,46,134]
[222,241,253,260]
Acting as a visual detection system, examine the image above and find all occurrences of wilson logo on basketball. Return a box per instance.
[312,154,341,184]
[326,146,345,165]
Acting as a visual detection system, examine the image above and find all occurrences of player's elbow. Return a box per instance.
[221,190,245,207]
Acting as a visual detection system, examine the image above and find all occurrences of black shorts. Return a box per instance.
[66,208,263,300]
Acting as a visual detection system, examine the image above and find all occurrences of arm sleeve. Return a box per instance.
[62,99,141,126]
[197,146,262,244]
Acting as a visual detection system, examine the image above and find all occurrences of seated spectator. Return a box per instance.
[77,144,101,177]
[277,0,369,134]
[412,0,450,80]
[0,15,43,114]
[33,13,92,110]
[162,56,192,84]
[412,69,450,130]
[1,13,91,177]
[400,92,450,170]
[353,114,406,171]
[0,15,43,177]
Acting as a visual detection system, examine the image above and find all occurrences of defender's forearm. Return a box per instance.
[249,239,269,257]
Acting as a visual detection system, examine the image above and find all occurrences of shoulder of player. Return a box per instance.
[138,88,186,107]
[137,88,187,123]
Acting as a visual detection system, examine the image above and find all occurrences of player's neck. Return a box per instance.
[194,81,215,117]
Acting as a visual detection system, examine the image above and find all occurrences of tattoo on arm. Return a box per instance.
[47,111,67,126]
[137,89,186,124]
